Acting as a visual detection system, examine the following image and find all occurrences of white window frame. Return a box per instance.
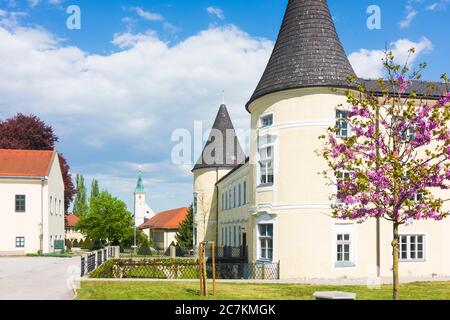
[256,214,276,262]
[333,223,356,268]
[257,134,275,187]
[335,169,351,201]
[243,180,247,204]
[15,194,26,213]
[336,110,350,138]
[15,236,25,248]
[399,234,426,262]
[260,113,274,128]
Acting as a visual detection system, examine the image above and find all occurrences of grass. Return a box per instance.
[76,281,450,300]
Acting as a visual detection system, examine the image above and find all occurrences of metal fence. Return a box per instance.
[119,246,194,259]
[89,258,280,280]
[205,246,248,261]
[80,246,117,277]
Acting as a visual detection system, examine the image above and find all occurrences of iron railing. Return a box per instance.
[80,246,117,277]
[89,258,279,280]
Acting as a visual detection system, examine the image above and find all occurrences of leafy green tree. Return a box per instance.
[90,179,100,202]
[73,174,88,217]
[175,205,194,249]
[77,191,134,244]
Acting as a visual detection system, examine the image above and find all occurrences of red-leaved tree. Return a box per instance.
[0,113,75,211]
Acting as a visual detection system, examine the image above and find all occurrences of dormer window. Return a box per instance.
[260,114,273,128]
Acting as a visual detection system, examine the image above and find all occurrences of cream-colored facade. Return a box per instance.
[193,0,450,280]
[194,87,450,280]
[0,152,65,255]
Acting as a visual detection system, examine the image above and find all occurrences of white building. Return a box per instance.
[0,149,65,255]
[133,172,155,227]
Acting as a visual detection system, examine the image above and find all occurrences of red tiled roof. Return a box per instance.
[65,213,80,228]
[0,149,56,177]
[139,207,188,230]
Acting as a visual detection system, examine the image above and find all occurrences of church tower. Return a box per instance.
[133,171,155,227]
[192,104,245,245]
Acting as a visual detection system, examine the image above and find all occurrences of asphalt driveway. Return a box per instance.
[0,256,81,300]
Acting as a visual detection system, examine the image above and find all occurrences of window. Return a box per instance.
[193,194,198,214]
[222,193,225,211]
[233,186,236,208]
[59,200,62,215]
[401,126,415,142]
[258,224,273,261]
[258,135,274,186]
[243,181,247,204]
[238,184,242,207]
[334,223,355,267]
[400,235,425,261]
[238,226,242,247]
[54,198,57,215]
[260,114,273,128]
[233,226,236,247]
[228,227,232,246]
[336,170,351,201]
[15,195,26,212]
[50,196,53,214]
[15,237,25,248]
[228,190,232,210]
[193,227,197,246]
[222,227,225,246]
[411,192,424,203]
[336,234,351,263]
[336,110,349,138]
[225,227,228,246]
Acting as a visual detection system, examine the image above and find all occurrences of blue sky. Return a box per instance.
[0,0,449,213]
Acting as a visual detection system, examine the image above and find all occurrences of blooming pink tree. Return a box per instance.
[319,50,450,300]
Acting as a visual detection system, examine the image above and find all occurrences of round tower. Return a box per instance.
[245,0,360,278]
[192,104,245,246]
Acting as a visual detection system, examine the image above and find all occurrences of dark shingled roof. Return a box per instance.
[247,0,355,109]
[359,79,449,100]
[192,104,246,171]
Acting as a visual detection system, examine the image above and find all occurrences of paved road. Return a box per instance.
[0,256,81,300]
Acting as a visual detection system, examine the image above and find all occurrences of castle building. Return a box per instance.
[193,0,450,279]
[133,172,155,227]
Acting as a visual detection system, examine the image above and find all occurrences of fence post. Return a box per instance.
[277,261,281,280]
[114,246,120,259]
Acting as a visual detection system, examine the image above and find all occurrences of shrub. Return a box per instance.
[73,239,80,248]
[138,245,152,256]
[65,239,73,250]
[78,239,84,248]
[81,237,92,250]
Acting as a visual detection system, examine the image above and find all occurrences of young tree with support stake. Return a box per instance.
[319,50,450,300]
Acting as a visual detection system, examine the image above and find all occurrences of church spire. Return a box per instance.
[135,171,145,194]
[192,104,245,171]
[247,0,355,109]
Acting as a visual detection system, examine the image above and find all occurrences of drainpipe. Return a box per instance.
[215,168,219,248]
[39,178,45,254]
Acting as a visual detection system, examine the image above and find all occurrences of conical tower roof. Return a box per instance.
[135,172,145,193]
[247,0,355,109]
[193,104,245,171]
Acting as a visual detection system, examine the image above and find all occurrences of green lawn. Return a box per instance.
[76,281,450,300]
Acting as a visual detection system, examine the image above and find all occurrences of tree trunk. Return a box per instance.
[392,222,400,300]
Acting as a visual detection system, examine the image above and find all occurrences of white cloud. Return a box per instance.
[348,37,433,79]
[0,22,272,163]
[206,6,225,20]
[426,0,450,11]
[127,7,164,22]
[400,6,417,29]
